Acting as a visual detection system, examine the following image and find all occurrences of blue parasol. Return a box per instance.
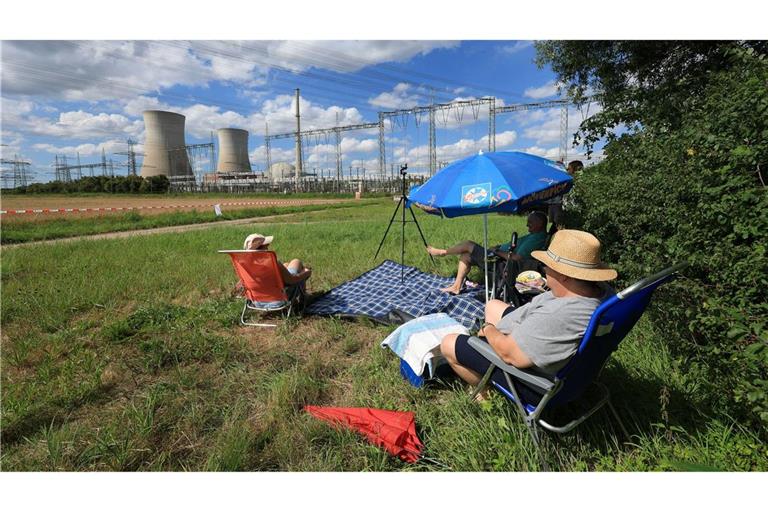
[408,150,573,217]
[407,151,574,300]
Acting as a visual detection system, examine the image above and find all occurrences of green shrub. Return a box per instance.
[565,49,768,428]
[12,174,170,194]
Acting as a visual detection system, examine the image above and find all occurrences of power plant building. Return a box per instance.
[216,128,252,173]
[140,110,193,178]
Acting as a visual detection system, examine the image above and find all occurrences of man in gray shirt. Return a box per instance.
[440,229,617,402]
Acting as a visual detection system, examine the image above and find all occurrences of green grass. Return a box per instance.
[0,199,381,244]
[1,203,765,471]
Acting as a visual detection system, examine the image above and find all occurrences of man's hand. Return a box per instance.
[477,322,494,337]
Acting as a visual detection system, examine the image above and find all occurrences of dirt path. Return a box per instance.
[0,196,353,218]
[2,207,360,249]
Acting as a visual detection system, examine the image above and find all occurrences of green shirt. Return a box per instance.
[498,231,547,259]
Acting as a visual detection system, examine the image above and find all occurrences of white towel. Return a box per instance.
[381,313,469,377]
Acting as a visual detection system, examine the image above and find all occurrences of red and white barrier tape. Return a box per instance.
[0,200,321,215]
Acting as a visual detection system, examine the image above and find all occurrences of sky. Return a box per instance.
[1,0,761,186]
[1,39,603,184]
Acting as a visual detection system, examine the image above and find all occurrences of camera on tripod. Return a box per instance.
[373,162,433,280]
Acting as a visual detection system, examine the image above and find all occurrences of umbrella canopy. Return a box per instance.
[407,151,573,302]
[408,151,573,218]
[304,405,423,463]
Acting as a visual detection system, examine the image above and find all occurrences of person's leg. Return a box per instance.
[440,333,483,387]
[284,258,304,273]
[427,240,477,257]
[444,333,544,406]
[440,252,473,294]
[485,299,511,324]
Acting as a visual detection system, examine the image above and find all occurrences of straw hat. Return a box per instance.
[531,230,617,281]
[243,233,274,250]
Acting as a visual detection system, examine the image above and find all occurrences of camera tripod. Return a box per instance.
[373,164,434,282]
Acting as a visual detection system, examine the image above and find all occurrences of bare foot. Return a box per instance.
[440,285,461,295]
[426,245,447,257]
[474,388,492,402]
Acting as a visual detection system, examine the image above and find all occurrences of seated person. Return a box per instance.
[426,211,549,294]
[242,233,312,307]
[439,229,616,403]
[547,160,583,228]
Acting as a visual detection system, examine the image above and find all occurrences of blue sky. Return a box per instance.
[1,1,759,185]
[1,39,604,183]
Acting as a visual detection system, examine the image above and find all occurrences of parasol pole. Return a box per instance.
[483,213,489,302]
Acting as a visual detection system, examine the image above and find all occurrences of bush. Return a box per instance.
[12,174,170,194]
[566,49,768,428]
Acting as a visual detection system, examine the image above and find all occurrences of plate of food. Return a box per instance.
[514,270,547,294]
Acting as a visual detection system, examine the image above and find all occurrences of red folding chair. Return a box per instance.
[219,250,305,327]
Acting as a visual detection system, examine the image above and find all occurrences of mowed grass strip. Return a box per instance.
[1,203,766,471]
[0,198,383,244]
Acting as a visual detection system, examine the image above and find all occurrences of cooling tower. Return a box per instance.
[216,128,252,173]
[140,110,193,178]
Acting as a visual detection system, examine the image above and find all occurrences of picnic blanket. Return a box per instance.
[381,313,468,377]
[305,260,485,330]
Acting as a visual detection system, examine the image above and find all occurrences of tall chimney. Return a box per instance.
[140,110,193,178]
[216,128,251,173]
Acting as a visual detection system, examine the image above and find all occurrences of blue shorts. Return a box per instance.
[453,306,542,406]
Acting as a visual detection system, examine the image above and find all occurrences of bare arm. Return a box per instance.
[477,323,533,368]
[493,249,522,262]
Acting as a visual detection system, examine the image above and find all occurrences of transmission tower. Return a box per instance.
[264,122,272,174]
[115,138,142,175]
[1,155,32,188]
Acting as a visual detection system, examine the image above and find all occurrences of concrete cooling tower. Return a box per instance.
[140,110,193,178]
[216,128,252,173]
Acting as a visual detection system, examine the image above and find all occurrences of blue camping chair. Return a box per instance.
[469,263,687,448]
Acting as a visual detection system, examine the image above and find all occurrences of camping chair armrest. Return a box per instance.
[467,336,555,393]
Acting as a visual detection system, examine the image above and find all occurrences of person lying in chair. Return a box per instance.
[439,230,616,401]
[426,211,548,294]
[243,232,312,287]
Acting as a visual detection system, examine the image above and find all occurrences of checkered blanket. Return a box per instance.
[305,260,485,329]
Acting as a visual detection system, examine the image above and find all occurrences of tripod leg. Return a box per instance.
[373,197,403,261]
[401,192,406,282]
[407,205,435,265]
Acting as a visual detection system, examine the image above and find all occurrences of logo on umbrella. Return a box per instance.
[461,183,492,207]
[492,186,512,205]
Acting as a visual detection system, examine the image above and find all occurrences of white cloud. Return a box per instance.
[3,105,143,141]
[265,41,458,73]
[369,83,422,109]
[1,41,456,103]
[499,41,534,55]
[120,93,367,144]
[392,129,518,168]
[520,145,561,160]
[1,97,35,120]
[0,130,25,158]
[493,130,519,149]
[33,138,127,157]
[339,137,378,154]
[524,123,561,144]
[123,96,169,117]
[524,80,560,100]
[1,41,222,102]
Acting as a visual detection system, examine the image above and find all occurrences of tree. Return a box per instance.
[535,41,768,151]
[536,42,768,428]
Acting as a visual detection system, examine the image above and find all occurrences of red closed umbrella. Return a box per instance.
[304,406,424,463]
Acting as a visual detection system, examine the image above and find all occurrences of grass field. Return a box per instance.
[1,201,765,471]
